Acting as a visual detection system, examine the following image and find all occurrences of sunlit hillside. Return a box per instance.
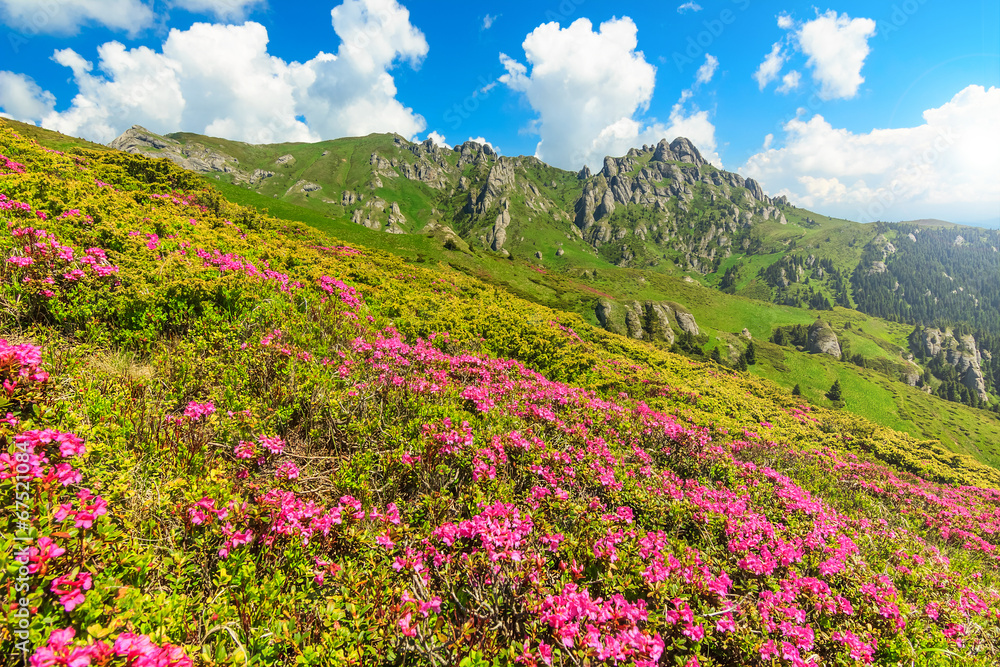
[1,124,999,666]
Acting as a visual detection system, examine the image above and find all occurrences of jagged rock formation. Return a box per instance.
[350,197,406,234]
[109,128,797,265]
[594,299,701,343]
[570,137,786,269]
[110,125,242,176]
[919,327,988,402]
[807,320,842,359]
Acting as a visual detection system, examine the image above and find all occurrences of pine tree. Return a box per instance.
[792,384,802,396]
[745,341,757,365]
[827,380,843,402]
[736,355,748,371]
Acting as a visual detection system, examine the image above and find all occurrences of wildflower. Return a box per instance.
[184,401,215,419]
[258,434,285,454]
[275,461,299,480]
[50,571,93,611]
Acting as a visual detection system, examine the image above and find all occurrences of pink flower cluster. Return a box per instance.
[183,400,216,420]
[30,628,192,667]
[53,487,108,529]
[0,153,26,173]
[0,338,49,393]
[534,583,664,666]
[5,226,120,293]
[318,275,363,310]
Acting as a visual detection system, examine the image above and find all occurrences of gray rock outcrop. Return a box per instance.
[919,327,989,402]
[109,124,241,176]
[807,320,842,359]
[593,299,701,344]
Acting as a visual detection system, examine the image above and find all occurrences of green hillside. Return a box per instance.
[3,122,1000,666]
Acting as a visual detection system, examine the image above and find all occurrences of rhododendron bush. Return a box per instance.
[1,124,999,666]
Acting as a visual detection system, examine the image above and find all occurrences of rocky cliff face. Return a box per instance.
[920,327,988,402]
[570,138,786,269]
[110,125,250,178]
[108,128,791,265]
[594,299,700,343]
[807,320,842,359]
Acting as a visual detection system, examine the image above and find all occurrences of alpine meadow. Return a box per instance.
[1,1,999,666]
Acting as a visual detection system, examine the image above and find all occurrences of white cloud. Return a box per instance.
[0,0,154,35]
[796,10,876,100]
[482,13,497,30]
[695,54,718,85]
[299,0,428,141]
[740,85,1000,223]
[167,0,266,21]
[0,0,428,145]
[776,70,800,94]
[758,10,876,100]
[677,2,702,13]
[753,42,785,90]
[0,71,55,122]
[426,130,450,148]
[499,17,719,170]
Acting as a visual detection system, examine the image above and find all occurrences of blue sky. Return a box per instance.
[0,0,997,224]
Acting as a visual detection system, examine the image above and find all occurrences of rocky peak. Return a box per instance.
[744,178,767,203]
[454,140,497,168]
[468,157,517,216]
[109,125,240,176]
[109,125,176,152]
[649,137,707,167]
[669,137,707,167]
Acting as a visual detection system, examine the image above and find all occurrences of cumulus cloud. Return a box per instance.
[482,13,497,30]
[695,54,718,85]
[499,17,719,170]
[753,42,785,90]
[797,10,876,100]
[0,0,154,35]
[0,0,428,145]
[776,70,800,94]
[756,10,876,100]
[0,72,55,122]
[740,85,1000,223]
[677,2,702,13]
[168,0,266,21]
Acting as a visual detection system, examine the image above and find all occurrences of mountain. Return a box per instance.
[2,118,1000,667]
[106,124,1000,408]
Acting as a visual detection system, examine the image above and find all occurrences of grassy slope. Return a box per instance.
[8,118,996,470]
[212,173,1000,470]
[2,126,1000,665]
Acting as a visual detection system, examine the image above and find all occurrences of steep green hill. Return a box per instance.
[11,119,1000,463]
[3,120,1000,667]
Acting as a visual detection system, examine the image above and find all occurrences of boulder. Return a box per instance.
[807,320,842,359]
